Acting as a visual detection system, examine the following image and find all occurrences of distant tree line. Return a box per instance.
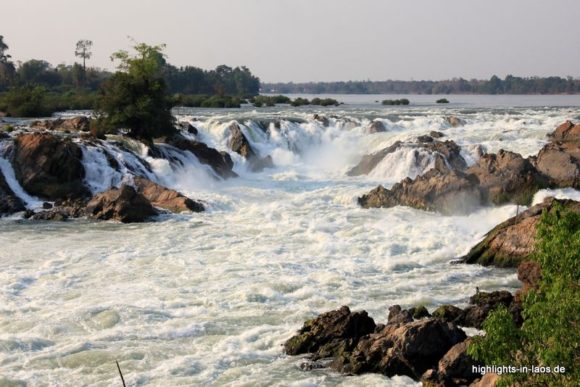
[262,75,580,95]
[0,36,260,96]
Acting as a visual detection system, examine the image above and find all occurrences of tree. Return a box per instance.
[97,42,175,143]
[75,40,93,73]
[0,35,15,90]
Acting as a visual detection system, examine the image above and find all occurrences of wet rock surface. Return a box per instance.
[85,185,158,223]
[133,177,204,213]
[30,116,90,132]
[461,198,580,267]
[0,168,25,216]
[12,132,89,200]
[227,122,274,172]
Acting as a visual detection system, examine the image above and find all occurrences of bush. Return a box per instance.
[0,85,51,117]
[468,203,580,386]
[291,97,310,107]
[311,97,339,106]
[436,98,450,103]
[381,98,409,105]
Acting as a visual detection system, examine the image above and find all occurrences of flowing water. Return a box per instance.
[1,95,580,386]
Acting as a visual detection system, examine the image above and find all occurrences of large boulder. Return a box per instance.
[358,169,481,215]
[227,122,274,172]
[166,133,237,179]
[549,120,580,142]
[334,318,467,379]
[85,185,158,223]
[12,132,89,200]
[466,150,546,205]
[421,339,481,386]
[366,120,387,134]
[348,138,467,177]
[535,141,579,189]
[284,306,376,359]
[133,177,203,213]
[461,198,580,267]
[0,168,25,216]
[30,116,90,132]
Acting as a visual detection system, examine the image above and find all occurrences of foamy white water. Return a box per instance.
[1,99,579,386]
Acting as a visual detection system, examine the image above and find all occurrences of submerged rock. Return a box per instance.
[12,132,89,200]
[133,177,204,213]
[166,133,237,179]
[29,198,87,221]
[366,120,387,134]
[461,198,580,267]
[348,138,467,177]
[445,116,465,128]
[85,185,158,223]
[227,122,274,172]
[0,168,25,216]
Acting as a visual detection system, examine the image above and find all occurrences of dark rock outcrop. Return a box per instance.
[178,122,198,135]
[358,169,481,215]
[227,122,274,172]
[430,131,445,138]
[0,168,25,215]
[166,133,237,179]
[133,177,204,213]
[333,318,466,379]
[12,132,89,200]
[421,339,481,386]
[28,198,87,221]
[461,198,580,267]
[283,306,376,359]
[466,150,547,205]
[30,116,90,132]
[85,185,158,223]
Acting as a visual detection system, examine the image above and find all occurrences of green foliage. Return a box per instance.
[436,98,450,104]
[382,98,409,105]
[250,95,292,107]
[468,203,580,386]
[97,43,175,142]
[0,85,50,117]
[291,97,310,107]
[310,97,339,106]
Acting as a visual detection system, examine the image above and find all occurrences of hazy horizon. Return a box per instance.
[2,0,580,83]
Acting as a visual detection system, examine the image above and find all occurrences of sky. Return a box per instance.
[2,0,580,82]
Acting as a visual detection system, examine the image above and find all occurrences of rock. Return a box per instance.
[446,116,464,127]
[466,150,546,205]
[387,305,413,325]
[29,198,87,221]
[313,114,329,127]
[470,372,500,387]
[358,169,481,215]
[178,122,198,135]
[549,120,580,142]
[367,120,386,134]
[227,122,255,159]
[535,141,579,189]
[133,177,204,213]
[226,122,274,172]
[0,168,25,216]
[283,306,376,358]
[30,116,90,132]
[432,305,464,324]
[348,138,467,177]
[430,131,445,138]
[408,305,431,319]
[85,185,158,223]
[462,291,514,329]
[335,318,467,379]
[434,339,481,386]
[461,198,580,267]
[516,261,542,301]
[166,133,237,179]
[12,132,89,200]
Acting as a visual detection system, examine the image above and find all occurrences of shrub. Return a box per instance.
[436,98,450,103]
[0,85,51,117]
[291,97,310,107]
[381,99,409,105]
[468,203,580,386]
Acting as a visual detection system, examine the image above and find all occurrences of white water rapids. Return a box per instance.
[1,99,580,386]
